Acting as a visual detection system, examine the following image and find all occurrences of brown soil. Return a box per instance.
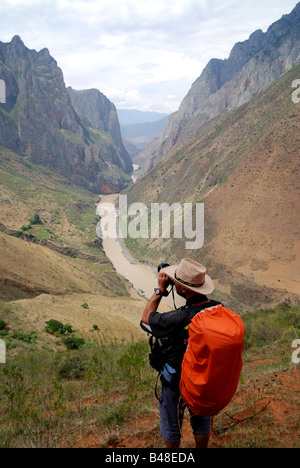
[70,366,299,449]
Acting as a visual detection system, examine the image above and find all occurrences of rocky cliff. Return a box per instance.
[0,36,132,194]
[149,2,300,167]
[67,87,132,175]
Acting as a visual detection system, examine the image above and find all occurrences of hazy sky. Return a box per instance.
[0,0,298,113]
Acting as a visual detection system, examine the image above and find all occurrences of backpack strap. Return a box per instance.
[183,300,222,320]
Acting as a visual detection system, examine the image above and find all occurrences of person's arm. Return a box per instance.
[142,271,169,325]
[142,293,162,325]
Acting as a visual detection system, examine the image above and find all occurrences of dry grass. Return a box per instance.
[0,302,298,448]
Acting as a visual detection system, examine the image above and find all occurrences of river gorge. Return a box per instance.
[96,194,185,309]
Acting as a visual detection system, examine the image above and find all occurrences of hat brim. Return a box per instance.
[162,264,214,295]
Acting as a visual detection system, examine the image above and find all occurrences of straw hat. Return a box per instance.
[162,258,214,295]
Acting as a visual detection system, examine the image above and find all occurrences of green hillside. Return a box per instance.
[0,302,298,448]
[0,146,131,300]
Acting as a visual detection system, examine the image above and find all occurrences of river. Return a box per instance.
[96,193,184,309]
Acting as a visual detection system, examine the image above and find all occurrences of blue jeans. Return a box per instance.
[159,383,211,444]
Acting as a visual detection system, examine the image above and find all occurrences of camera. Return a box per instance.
[157,262,174,286]
[157,262,170,272]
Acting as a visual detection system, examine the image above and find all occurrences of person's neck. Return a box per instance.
[186,294,208,305]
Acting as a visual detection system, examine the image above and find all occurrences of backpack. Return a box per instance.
[179,303,244,416]
[140,300,221,389]
[140,321,185,375]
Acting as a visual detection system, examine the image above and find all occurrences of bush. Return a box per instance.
[57,355,89,380]
[0,320,6,330]
[46,320,73,336]
[30,214,42,225]
[13,331,37,344]
[64,324,73,334]
[46,320,65,336]
[117,341,152,393]
[62,337,85,350]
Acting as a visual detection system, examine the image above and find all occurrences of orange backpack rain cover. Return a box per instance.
[180,304,244,416]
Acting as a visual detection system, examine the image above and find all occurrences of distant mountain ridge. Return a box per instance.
[117,109,169,157]
[117,109,168,126]
[121,116,169,155]
[0,36,132,194]
[149,2,300,167]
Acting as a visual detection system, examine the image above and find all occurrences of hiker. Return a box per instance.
[141,258,244,449]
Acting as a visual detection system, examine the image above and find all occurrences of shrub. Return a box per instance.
[81,303,89,309]
[64,324,73,334]
[62,336,85,350]
[30,214,42,225]
[13,331,37,344]
[117,341,152,393]
[57,355,89,380]
[46,320,73,336]
[0,320,6,330]
[46,320,65,336]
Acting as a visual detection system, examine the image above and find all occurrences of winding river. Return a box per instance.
[96,194,184,309]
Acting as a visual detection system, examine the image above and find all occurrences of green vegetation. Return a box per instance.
[62,336,85,350]
[10,213,44,239]
[45,320,73,336]
[0,148,99,251]
[243,303,300,350]
[11,331,37,344]
[45,320,85,350]
[0,337,154,448]
[0,302,298,448]
[0,148,129,300]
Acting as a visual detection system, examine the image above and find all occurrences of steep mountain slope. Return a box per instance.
[125,65,300,311]
[0,146,130,300]
[67,87,132,186]
[0,36,132,194]
[120,116,169,152]
[149,3,300,168]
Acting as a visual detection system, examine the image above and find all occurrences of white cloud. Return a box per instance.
[5,0,44,5]
[0,0,298,112]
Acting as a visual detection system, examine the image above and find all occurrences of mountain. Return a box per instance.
[148,3,300,168]
[124,63,300,311]
[117,110,169,162]
[0,36,132,194]
[121,116,169,154]
[117,109,168,126]
[67,87,132,185]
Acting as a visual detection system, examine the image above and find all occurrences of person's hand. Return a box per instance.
[158,271,170,292]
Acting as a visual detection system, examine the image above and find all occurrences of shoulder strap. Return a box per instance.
[184,299,222,315]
